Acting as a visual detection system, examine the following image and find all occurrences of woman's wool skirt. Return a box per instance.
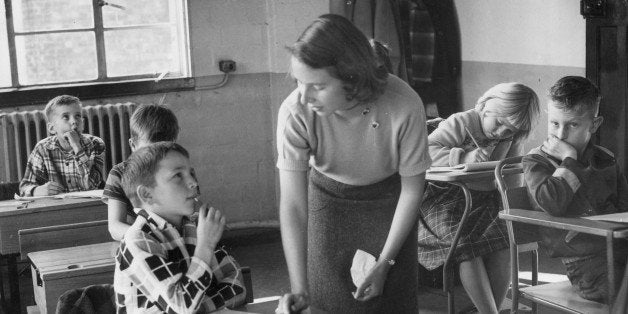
[417,182,509,270]
[307,169,418,314]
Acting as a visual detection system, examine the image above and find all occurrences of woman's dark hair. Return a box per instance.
[288,14,388,102]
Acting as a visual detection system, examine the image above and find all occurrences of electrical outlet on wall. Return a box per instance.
[219,60,236,73]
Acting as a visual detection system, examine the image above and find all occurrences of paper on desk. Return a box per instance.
[54,189,104,199]
[14,190,104,200]
[14,194,55,201]
[351,249,376,288]
[428,161,519,173]
[583,212,628,223]
[0,200,31,209]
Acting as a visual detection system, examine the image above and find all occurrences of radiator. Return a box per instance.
[0,102,137,182]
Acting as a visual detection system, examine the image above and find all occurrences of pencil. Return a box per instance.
[464,127,481,149]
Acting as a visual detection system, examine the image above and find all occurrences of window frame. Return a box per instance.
[0,0,195,108]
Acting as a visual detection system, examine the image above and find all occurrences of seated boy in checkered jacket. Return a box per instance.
[114,142,246,313]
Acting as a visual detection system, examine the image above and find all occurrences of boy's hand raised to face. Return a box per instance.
[542,135,578,161]
[195,205,226,263]
[62,129,83,154]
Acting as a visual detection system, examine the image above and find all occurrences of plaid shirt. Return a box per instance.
[19,134,105,196]
[114,208,246,313]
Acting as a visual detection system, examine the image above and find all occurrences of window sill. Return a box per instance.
[0,77,196,108]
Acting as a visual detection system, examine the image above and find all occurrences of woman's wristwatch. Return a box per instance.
[379,256,395,266]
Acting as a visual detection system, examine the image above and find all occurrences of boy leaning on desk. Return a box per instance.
[522,76,628,303]
[114,142,246,313]
[19,95,105,197]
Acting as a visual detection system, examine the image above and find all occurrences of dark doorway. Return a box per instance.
[586,0,628,174]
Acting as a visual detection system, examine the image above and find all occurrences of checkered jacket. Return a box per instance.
[114,208,246,313]
[19,134,105,196]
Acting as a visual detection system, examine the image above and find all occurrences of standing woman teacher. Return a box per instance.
[276,14,431,313]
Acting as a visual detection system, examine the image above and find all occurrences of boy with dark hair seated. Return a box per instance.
[114,142,246,313]
[103,103,180,240]
[19,95,105,196]
[523,76,628,302]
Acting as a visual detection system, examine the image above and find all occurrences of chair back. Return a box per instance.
[426,117,444,134]
[0,182,19,200]
[55,284,115,314]
[495,156,540,245]
[495,156,526,210]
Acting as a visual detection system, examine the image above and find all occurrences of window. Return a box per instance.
[0,0,193,106]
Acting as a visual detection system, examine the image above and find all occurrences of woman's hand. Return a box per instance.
[276,292,310,314]
[353,260,391,302]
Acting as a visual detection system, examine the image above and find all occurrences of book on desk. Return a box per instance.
[14,189,104,201]
[428,160,519,173]
[584,212,628,224]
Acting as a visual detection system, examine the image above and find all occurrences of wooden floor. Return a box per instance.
[2,228,567,314]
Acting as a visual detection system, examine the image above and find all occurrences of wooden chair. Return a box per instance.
[0,182,19,201]
[495,156,628,314]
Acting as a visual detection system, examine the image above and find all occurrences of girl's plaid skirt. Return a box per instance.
[417,182,509,270]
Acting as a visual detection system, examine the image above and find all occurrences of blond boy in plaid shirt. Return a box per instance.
[115,142,246,313]
[19,95,105,196]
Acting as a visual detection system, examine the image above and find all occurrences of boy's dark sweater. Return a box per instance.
[523,143,628,257]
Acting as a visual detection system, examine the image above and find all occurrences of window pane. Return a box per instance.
[105,27,181,77]
[0,2,11,87]
[12,0,93,32]
[16,32,98,85]
[103,0,173,27]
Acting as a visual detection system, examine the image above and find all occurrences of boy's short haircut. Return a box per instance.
[44,95,82,121]
[121,142,189,207]
[549,76,601,117]
[130,104,180,142]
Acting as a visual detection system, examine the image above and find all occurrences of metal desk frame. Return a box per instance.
[426,167,522,314]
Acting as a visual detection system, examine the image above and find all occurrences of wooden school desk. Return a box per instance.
[0,197,107,312]
[425,166,522,314]
[28,241,117,314]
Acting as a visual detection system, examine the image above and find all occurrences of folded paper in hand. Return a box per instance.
[351,249,376,288]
